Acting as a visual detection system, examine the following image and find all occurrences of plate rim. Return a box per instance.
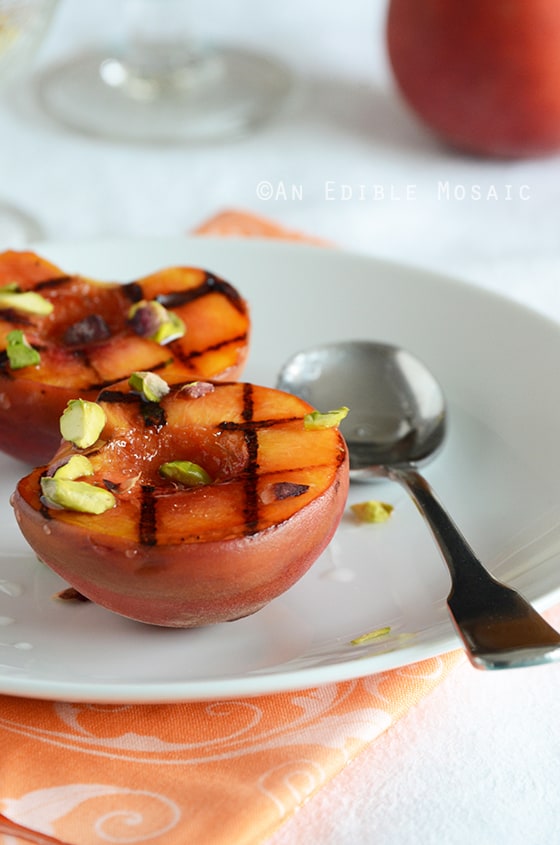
[2,234,560,702]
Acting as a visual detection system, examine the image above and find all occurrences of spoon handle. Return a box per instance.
[385,466,560,670]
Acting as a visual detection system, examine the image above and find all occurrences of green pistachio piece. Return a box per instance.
[351,500,394,523]
[0,289,53,316]
[128,299,185,345]
[350,626,392,646]
[5,329,41,369]
[159,460,213,487]
[303,406,349,430]
[40,477,115,514]
[129,371,170,403]
[60,399,106,449]
[152,311,185,345]
[53,454,94,480]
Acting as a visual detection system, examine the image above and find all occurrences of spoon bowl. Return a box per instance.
[277,339,560,670]
[277,340,446,473]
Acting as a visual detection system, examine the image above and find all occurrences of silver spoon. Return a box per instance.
[277,339,560,670]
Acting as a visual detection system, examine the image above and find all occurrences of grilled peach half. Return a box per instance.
[12,377,349,627]
[0,250,250,464]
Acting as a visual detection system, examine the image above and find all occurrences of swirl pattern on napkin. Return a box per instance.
[0,659,462,845]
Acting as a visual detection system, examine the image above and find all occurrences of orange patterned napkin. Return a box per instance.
[0,211,468,845]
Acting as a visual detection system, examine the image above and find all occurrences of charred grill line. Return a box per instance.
[242,382,253,424]
[141,401,167,428]
[244,429,260,535]
[156,272,246,314]
[0,308,35,326]
[241,382,260,535]
[72,359,173,394]
[97,389,167,427]
[218,414,302,432]
[122,282,144,302]
[139,484,157,546]
[97,389,140,404]
[33,275,73,290]
[169,332,248,366]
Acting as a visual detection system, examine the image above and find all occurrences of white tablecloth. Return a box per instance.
[2,2,560,843]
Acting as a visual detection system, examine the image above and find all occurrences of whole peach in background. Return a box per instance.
[387,0,560,158]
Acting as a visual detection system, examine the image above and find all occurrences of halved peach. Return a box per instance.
[0,251,250,464]
[12,377,349,627]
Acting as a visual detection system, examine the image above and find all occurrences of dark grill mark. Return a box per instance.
[0,308,34,326]
[97,389,167,428]
[241,382,254,423]
[87,359,172,394]
[141,401,167,428]
[122,282,144,302]
[139,484,157,546]
[241,383,260,535]
[218,414,302,433]
[33,275,73,291]
[170,332,248,366]
[156,272,246,314]
[97,389,139,404]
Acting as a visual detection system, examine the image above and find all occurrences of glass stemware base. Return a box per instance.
[36,45,292,143]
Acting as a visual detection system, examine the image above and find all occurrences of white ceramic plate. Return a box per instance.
[2,237,560,703]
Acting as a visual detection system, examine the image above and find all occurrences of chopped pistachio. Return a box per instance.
[0,289,53,316]
[128,299,185,345]
[350,626,391,646]
[179,381,215,399]
[60,399,106,449]
[5,329,40,369]
[152,312,185,345]
[303,406,349,430]
[40,476,115,514]
[159,460,212,487]
[53,454,94,480]
[351,500,394,523]
[129,371,170,403]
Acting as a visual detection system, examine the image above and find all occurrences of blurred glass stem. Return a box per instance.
[100,0,217,100]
